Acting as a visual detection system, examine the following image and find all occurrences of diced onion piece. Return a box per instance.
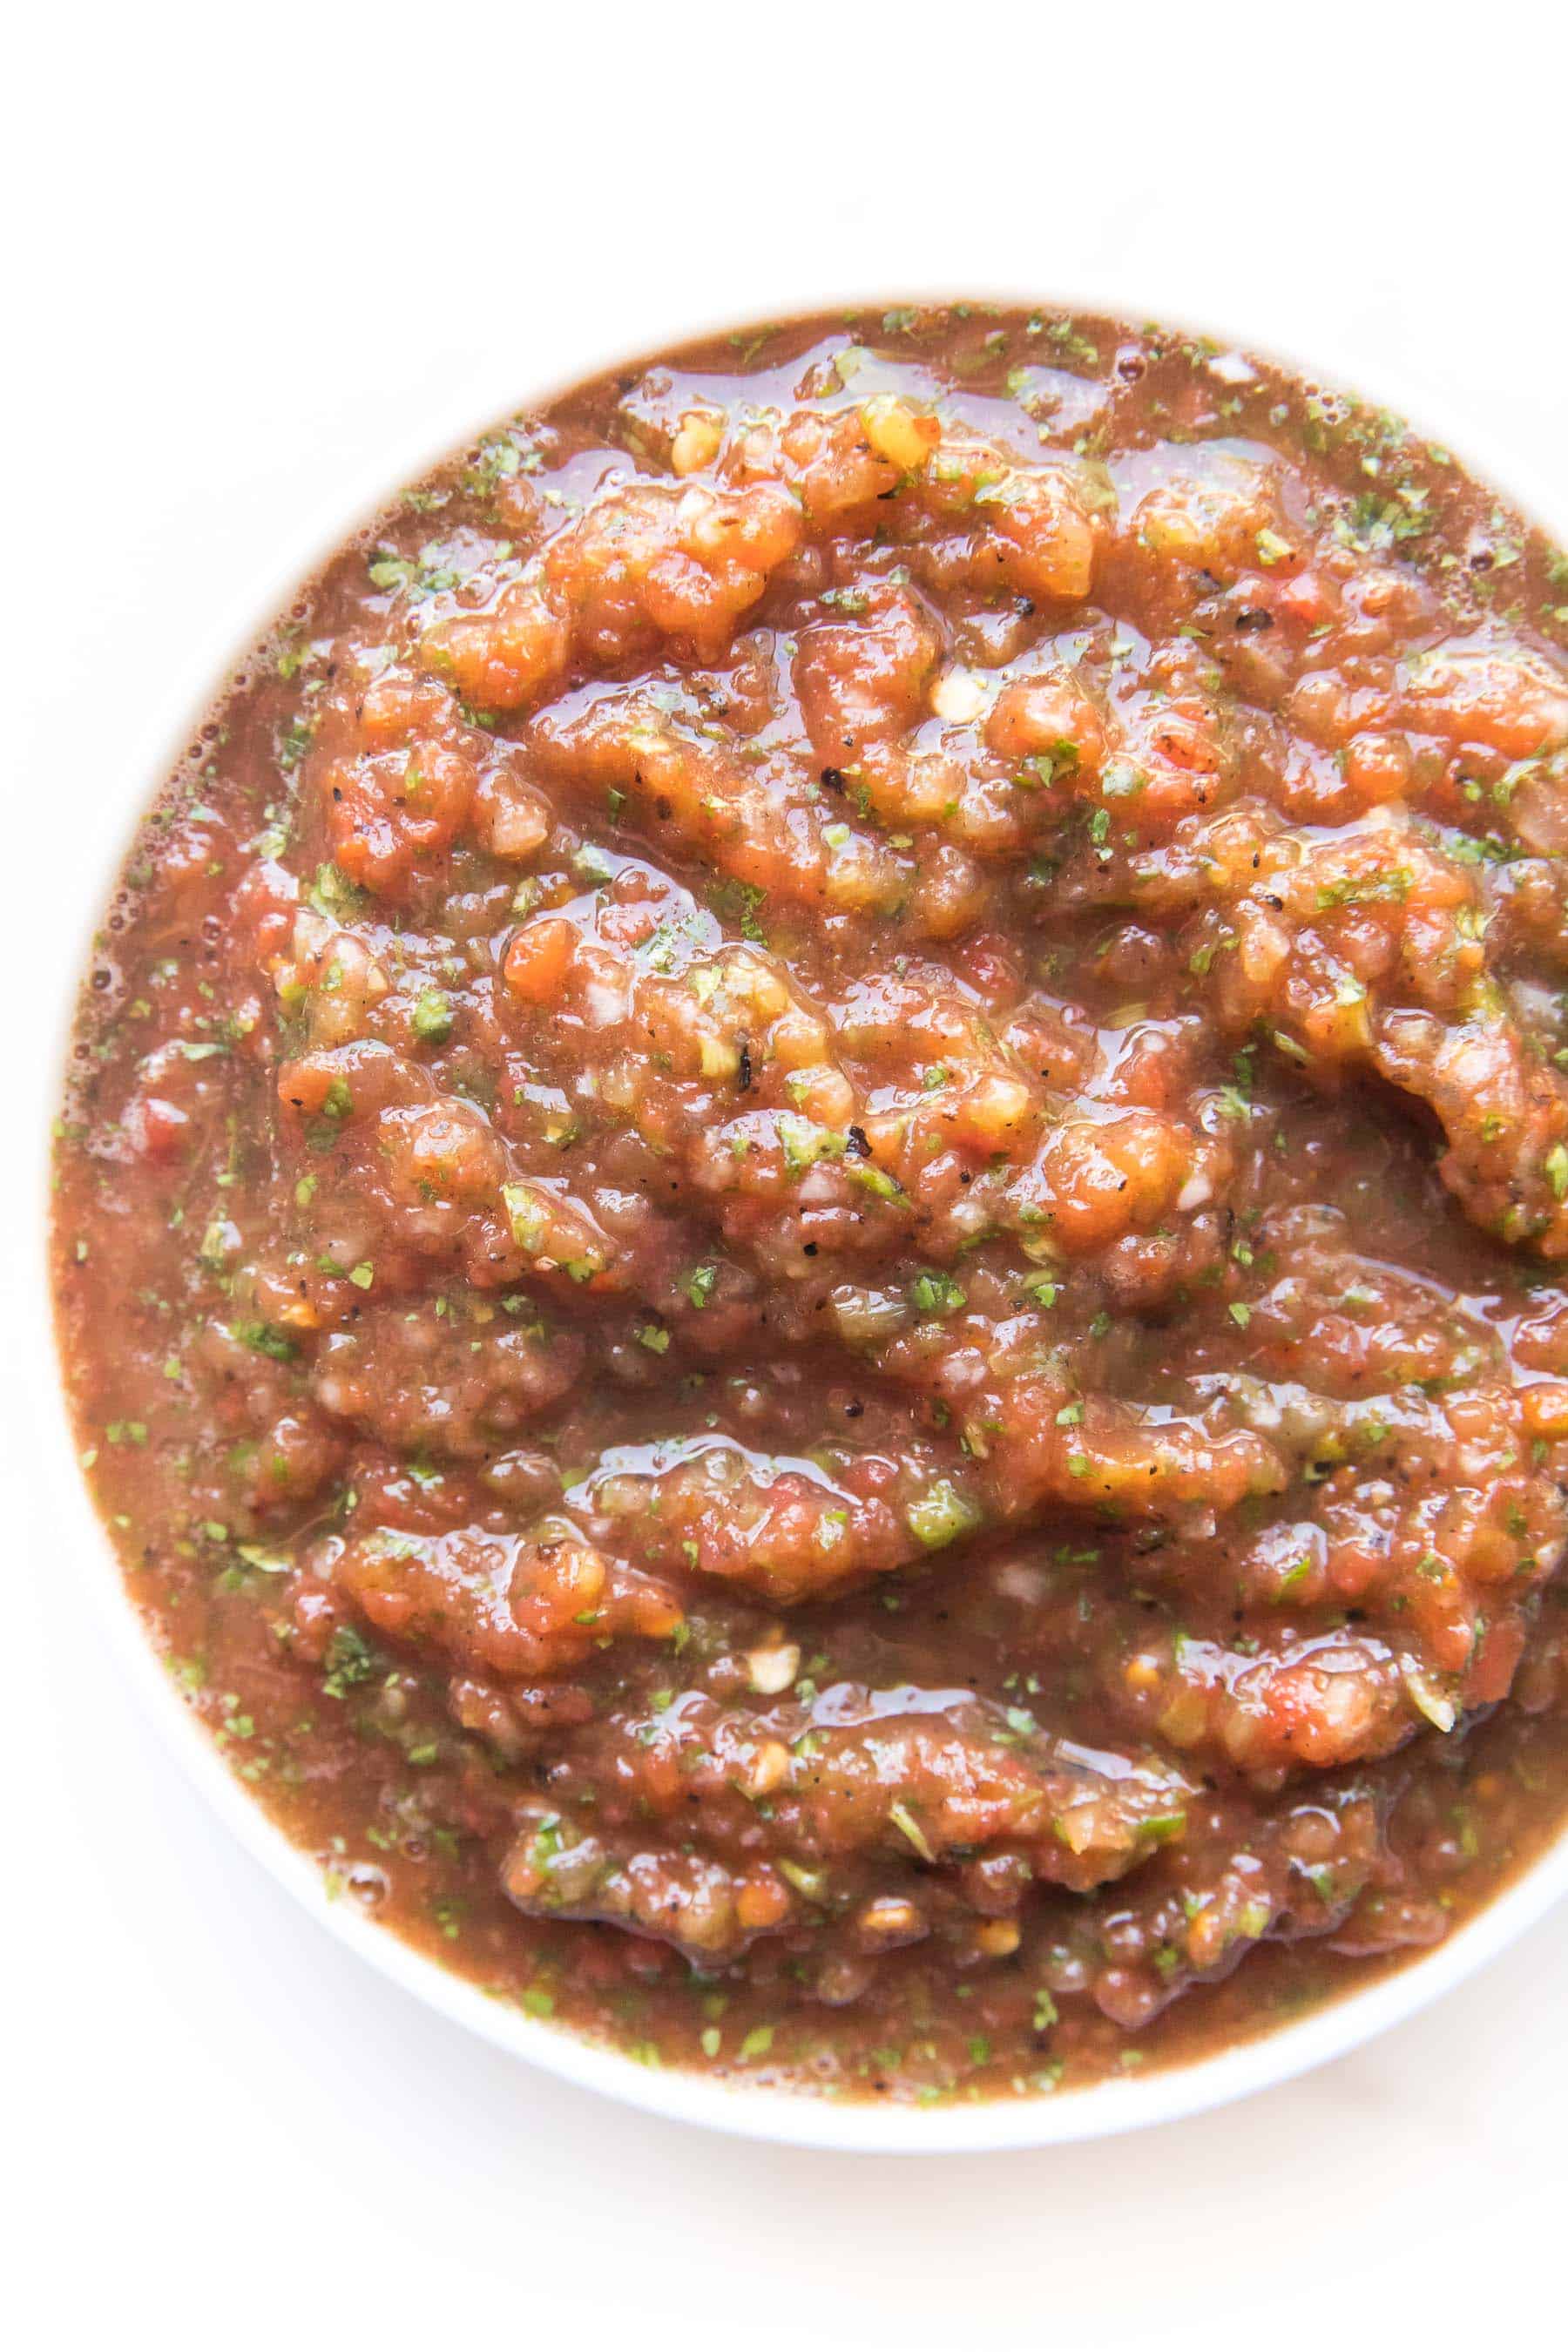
[859,392,939,475]
[670,409,725,476]
[1403,1663,1458,1734]
[930,666,989,726]
[746,1640,801,1695]
[974,1918,1022,1958]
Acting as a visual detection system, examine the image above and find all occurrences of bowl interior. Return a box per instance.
[33,294,1568,2151]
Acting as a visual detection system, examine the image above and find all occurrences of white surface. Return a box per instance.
[8,4,1568,2340]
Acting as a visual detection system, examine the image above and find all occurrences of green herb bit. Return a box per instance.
[905,1478,984,1551]
[412,988,454,1044]
[906,1267,966,1319]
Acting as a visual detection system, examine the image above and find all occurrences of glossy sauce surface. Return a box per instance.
[53,306,1568,2103]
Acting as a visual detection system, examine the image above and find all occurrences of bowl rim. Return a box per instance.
[34,285,1568,2154]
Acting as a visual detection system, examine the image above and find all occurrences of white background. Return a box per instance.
[8,6,1568,2343]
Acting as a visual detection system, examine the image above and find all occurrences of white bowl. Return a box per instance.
[30,293,1568,2153]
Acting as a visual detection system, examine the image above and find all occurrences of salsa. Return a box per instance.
[51,304,1568,2105]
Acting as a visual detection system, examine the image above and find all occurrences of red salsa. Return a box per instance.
[52,306,1568,2104]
